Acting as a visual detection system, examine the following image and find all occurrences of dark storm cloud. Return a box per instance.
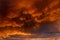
[0,0,10,18]
[0,0,60,38]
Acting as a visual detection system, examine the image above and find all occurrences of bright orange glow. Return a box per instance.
[0,29,32,38]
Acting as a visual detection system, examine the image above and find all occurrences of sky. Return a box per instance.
[0,0,60,40]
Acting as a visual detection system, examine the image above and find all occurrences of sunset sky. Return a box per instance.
[0,0,60,40]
